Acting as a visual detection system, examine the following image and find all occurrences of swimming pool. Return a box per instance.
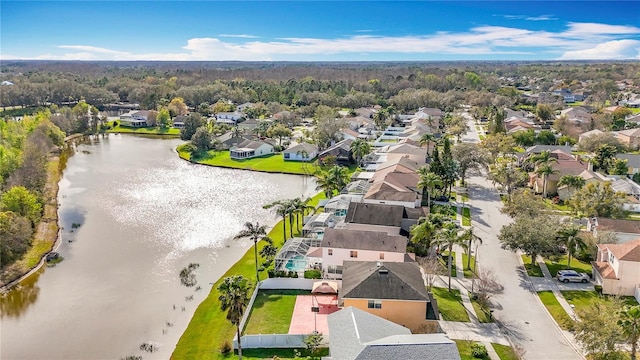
[285,255,307,272]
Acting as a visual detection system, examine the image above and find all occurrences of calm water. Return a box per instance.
[0,134,316,360]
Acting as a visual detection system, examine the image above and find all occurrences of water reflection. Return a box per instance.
[0,268,42,319]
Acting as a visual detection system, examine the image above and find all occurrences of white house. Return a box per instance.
[592,239,640,301]
[229,140,274,159]
[119,110,149,127]
[283,143,318,162]
[316,228,407,278]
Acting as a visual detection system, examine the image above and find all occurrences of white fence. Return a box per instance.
[260,278,316,290]
[238,334,307,349]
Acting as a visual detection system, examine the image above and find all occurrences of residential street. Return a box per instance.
[458,115,583,360]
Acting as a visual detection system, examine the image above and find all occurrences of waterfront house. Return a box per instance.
[119,110,149,127]
[230,140,274,159]
[283,143,318,162]
[318,139,355,165]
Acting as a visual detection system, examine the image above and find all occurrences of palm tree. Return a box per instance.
[618,305,640,360]
[557,174,586,199]
[234,222,268,282]
[259,236,277,267]
[232,126,244,146]
[536,163,558,198]
[316,165,350,198]
[419,133,437,159]
[435,224,471,291]
[263,200,291,241]
[350,139,372,166]
[418,171,443,208]
[556,225,588,267]
[218,275,250,359]
[290,197,315,231]
[409,213,450,256]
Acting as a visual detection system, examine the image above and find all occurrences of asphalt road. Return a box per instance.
[460,114,583,360]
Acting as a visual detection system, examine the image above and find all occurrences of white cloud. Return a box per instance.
[217,34,259,39]
[558,39,640,60]
[525,15,557,21]
[3,21,640,61]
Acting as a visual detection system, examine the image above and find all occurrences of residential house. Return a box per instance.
[283,143,318,162]
[236,102,254,112]
[172,115,186,128]
[559,107,592,124]
[317,228,407,277]
[614,128,640,150]
[229,139,274,159]
[592,239,640,301]
[119,110,149,127]
[338,201,425,235]
[355,107,376,119]
[385,143,428,165]
[216,112,244,123]
[342,127,362,141]
[340,261,438,331]
[237,118,261,133]
[588,218,640,244]
[323,194,364,218]
[529,150,589,196]
[557,169,607,201]
[616,154,640,174]
[578,129,604,143]
[326,307,460,360]
[318,139,355,165]
[517,145,573,164]
[363,179,421,208]
[216,131,247,150]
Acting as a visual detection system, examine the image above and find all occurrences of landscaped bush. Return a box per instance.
[594,285,603,295]
[220,340,232,354]
[471,342,488,358]
[268,269,299,278]
[304,269,322,279]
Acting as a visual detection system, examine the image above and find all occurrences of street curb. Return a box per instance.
[516,252,586,360]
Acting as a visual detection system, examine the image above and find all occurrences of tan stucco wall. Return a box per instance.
[343,298,427,331]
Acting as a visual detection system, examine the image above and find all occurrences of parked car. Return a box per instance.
[556,270,590,283]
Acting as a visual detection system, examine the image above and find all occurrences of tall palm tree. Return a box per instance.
[326,165,350,191]
[234,222,268,282]
[218,275,250,360]
[536,163,558,198]
[290,197,315,230]
[232,126,244,146]
[263,200,291,241]
[419,133,437,159]
[418,171,443,208]
[350,139,372,166]
[557,174,586,200]
[409,213,450,256]
[618,305,640,360]
[259,236,277,267]
[556,225,588,267]
[435,224,471,291]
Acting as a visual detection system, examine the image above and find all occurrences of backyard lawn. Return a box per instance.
[537,291,573,330]
[521,255,543,277]
[179,148,318,175]
[431,287,470,322]
[108,124,181,136]
[243,290,309,334]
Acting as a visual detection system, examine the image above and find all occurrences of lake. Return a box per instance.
[0,134,317,360]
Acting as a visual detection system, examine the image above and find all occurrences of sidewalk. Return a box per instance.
[537,260,580,320]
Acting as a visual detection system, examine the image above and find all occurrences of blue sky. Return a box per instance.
[2,1,639,61]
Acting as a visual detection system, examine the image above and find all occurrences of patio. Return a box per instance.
[288,295,340,335]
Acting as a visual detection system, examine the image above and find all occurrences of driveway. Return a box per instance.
[460,112,583,359]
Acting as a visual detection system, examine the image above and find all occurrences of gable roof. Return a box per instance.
[319,139,354,157]
[594,218,640,235]
[346,202,404,226]
[615,128,640,138]
[603,238,640,262]
[364,181,418,202]
[283,143,318,154]
[358,334,462,360]
[320,228,407,253]
[341,261,430,302]
[525,145,573,155]
[235,139,273,150]
[617,153,640,168]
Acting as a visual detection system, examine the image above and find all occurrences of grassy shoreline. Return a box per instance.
[171,192,325,359]
[107,125,181,137]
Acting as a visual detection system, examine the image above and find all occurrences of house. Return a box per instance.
[172,115,186,128]
[340,202,425,234]
[557,169,607,201]
[355,107,376,119]
[216,112,244,122]
[323,194,364,218]
[578,129,604,143]
[385,143,428,164]
[559,107,592,124]
[614,128,640,150]
[529,150,589,196]
[216,131,248,150]
[237,118,261,132]
[318,139,355,165]
[236,102,254,112]
[318,228,408,277]
[340,261,438,331]
[363,180,421,208]
[326,307,460,360]
[229,140,274,159]
[119,110,149,127]
[616,154,640,174]
[588,218,640,244]
[1,81,14,86]
[592,239,640,301]
[283,143,318,162]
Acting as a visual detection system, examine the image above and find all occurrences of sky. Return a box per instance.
[1,1,639,61]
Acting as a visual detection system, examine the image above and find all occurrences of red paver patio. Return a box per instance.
[288,295,339,335]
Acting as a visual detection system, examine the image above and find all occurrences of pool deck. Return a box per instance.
[288,295,339,335]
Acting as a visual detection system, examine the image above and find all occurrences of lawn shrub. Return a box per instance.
[471,342,488,358]
[220,341,232,354]
[303,270,322,279]
[268,270,299,278]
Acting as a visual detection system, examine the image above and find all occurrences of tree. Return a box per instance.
[488,160,527,201]
[446,114,469,142]
[157,108,171,128]
[0,186,42,225]
[266,124,292,146]
[0,211,33,264]
[191,126,212,154]
[499,215,559,264]
[535,104,554,122]
[303,331,324,357]
[419,133,437,158]
[168,97,188,117]
[259,237,277,268]
[573,298,625,360]
[611,158,629,175]
[592,144,619,173]
[557,175,586,200]
[500,188,546,219]
[569,182,625,218]
[417,171,443,208]
[556,225,588,267]
[452,143,488,186]
[536,163,558,198]
[435,224,471,290]
[488,106,506,134]
[315,165,349,198]
[233,222,268,282]
[618,305,640,360]
[578,132,624,153]
[350,139,371,166]
[418,255,445,291]
[263,200,292,241]
[218,275,250,360]
[180,113,206,141]
[480,133,516,163]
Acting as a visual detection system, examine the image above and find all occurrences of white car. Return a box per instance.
[556,270,590,283]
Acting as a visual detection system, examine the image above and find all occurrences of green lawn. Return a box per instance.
[179,148,318,175]
[461,253,476,279]
[562,290,639,314]
[521,255,543,277]
[455,340,490,360]
[544,255,592,277]
[469,292,493,323]
[543,199,571,212]
[242,348,329,359]
[171,192,326,360]
[537,291,573,330]
[440,251,457,278]
[432,287,470,322]
[492,343,520,360]
[462,207,471,226]
[108,125,181,136]
[243,290,309,334]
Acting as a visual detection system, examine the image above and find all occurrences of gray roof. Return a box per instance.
[341,261,429,302]
[283,143,318,154]
[617,154,640,168]
[524,145,573,155]
[327,307,459,360]
[321,228,407,253]
[235,139,273,150]
[346,202,404,227]
[319,138,354,157]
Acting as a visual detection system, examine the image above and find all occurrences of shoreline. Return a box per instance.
[177,151,317,176]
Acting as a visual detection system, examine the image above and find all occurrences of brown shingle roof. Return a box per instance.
[596,218,640,235]
[592,261,617,279]
[346,202,404,227]
[604,238,640,262]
